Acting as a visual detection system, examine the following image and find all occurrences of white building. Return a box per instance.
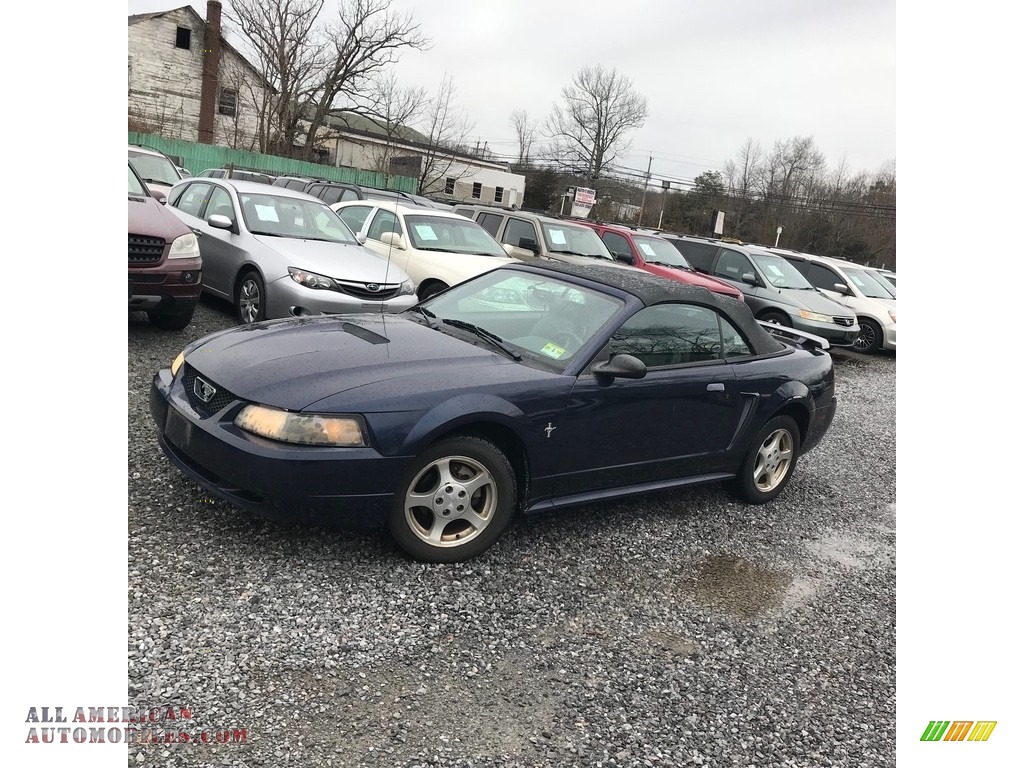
[128,2,269,151]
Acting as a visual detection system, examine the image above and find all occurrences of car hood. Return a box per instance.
[252,236,409,284]
[128,195,190,240]
[772,287,854,316]
[645,264,743,299]
[186,314,526,411]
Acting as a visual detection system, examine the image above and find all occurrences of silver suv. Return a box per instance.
[452,205,637,271]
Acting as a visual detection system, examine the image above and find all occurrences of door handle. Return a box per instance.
[190,227,203,236]
[706,382,725,392]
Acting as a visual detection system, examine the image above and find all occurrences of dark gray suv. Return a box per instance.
[662,235,860,346]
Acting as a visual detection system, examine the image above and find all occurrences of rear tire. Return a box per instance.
[388,435,516,563]
[236,270,266,324]
[727,415,801,504]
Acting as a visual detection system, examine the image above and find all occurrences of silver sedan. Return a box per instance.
[165,179,416,323]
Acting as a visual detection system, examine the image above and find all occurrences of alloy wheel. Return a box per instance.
[403,455,497,548]
[752,428,794,492]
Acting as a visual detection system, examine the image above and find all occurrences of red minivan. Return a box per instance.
[575,221,744,301]
[128,161,203,330]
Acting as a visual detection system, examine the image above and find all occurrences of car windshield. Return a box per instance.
[844,267,895,299]
[633,235,691,267]
[128,163,148,196]
[749,252,814,289]
[405,214,507,256]
[872,271,896,295]
[541,222,613,259]
[239,193,358,243]
[128,150,181,187]
[417,270,625,371]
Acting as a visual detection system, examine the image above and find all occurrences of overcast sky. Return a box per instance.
[127,0,895,185]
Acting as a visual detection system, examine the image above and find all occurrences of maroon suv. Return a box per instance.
[575,221,744,301]
[128,162,202,330]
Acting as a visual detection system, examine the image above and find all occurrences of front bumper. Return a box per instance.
[882,323,896,351]
[149,368,411,529]
[266,275,417,319]
[789,315,860,346]
[129,260,203,311]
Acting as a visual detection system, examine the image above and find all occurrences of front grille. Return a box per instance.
[128,235,165,264]
[182,364,237,417]
[833,317,855,327]
[336,283,401,301]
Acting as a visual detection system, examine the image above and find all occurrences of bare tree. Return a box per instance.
[416,74,474,195]
[226,0,427,159]
[509,109,538,166]
[364,73,426,176]
[544,65,648,180]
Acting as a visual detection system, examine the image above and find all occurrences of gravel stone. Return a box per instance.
[129,299,895,767]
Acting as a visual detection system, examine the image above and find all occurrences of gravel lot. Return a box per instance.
[128,297,895,768]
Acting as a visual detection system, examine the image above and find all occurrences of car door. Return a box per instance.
[193,185,249,298]
[711,248,771,312]
[546,303,744,496]
[801,261,852,307]
[361,208,412,274]
[168,181,222,291]
[498,217,543,261]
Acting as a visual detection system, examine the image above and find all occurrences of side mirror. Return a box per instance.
[614,252,635,265]
[741,272,759,286]
[833,282,851,295]
[593,353,647,380]
[356,233,367,245]
[518,238,540,254]
[503,243,537,260]
[207,214,234,230]
[379,231,406,250]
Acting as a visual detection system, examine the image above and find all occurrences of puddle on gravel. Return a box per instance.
[678,554,793,619]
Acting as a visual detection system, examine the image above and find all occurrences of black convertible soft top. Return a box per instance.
[511,261,788,356]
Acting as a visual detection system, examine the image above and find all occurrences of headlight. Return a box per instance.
[234,404,366,446]
[168,233,199,260]
[171,351,185,376]
[888,310,896,323]
[288,267,335,290]
[398,278,414,296]
[798,309,832,323]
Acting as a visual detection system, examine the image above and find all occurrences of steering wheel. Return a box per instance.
[551,331,585,353]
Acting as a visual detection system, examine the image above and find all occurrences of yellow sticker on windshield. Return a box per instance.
[541,343,566,358]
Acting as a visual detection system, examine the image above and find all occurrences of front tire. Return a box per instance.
[147,298,198,331]
[727,415,801,504]
[388,436,516,563]
[760,310,790,327]
[236,270,266,324]
[418,280,448,301]
[853,317,883,354]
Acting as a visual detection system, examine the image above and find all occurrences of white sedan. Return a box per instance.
[332,201,516,300]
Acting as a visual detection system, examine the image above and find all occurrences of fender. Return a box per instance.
[399,393,531,454]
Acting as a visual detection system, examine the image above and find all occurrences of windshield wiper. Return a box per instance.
[142,178,174,186]
[409,305,437,327]
[250,230,286,237]
[441,319,522,360]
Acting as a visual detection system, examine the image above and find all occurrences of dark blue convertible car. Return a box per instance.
[151,262,836,562]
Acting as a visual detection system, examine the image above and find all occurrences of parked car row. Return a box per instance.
[129,144,894,357]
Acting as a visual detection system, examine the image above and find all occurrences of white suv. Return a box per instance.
[773,249,896,354]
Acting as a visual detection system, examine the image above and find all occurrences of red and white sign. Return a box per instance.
[571,187,596,217]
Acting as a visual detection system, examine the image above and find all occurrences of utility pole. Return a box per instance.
[637,154,652,226]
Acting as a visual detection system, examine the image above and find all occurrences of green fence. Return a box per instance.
[128,132,418,193]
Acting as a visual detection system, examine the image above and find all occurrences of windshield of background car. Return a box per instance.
[128,150,181,187]
[749,252,814,289]
[128,163,147,196]
[406,215,507,257]
[420,270,625,371]
[633,235,691,267]
[844,267,895,299]
[239,193,358,243]
[541,222,613,259]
